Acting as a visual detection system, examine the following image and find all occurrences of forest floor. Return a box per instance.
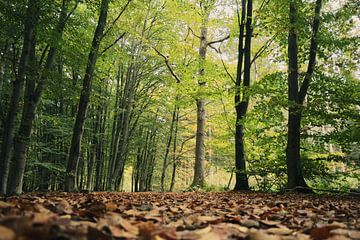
[0,192,359,240]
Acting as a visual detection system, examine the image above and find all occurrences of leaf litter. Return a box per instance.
[0,192,359,239]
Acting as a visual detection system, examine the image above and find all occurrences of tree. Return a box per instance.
[65,0,110,192]
[0,0,40,195]
[286,0,322,192]
[6,0,73,195]
[233,0,252,191]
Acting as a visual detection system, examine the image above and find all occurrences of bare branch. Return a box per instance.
[64,0,80,23]
[207,35,230,46]
[259,0,271,11]
[100,32,126,55]
[250,32,278,65]
[219,47,236,84]
[188,26,201,39]
[102,0,132,39]
[152,47,181,83]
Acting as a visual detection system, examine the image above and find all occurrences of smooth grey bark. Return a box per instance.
[192,22,208,188]
[286,0,322,192]
[0,0,39,195]
[65,0,109,192]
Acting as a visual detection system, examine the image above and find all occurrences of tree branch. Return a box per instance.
[219,46,236,84]
[250,32,278,66]
[102,0,132,39]
[64,0,80,23]
[299,0,322,104]
[100,32,126,55]
[188,26,201,39]
[207,35,230,46]
[152,47,181,83]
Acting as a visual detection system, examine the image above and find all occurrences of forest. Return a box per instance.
[0,0,360,239]
[0,0,359,195]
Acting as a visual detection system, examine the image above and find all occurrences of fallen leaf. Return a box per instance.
[0,225,15,240]
[348,231,360,239]
[266,227,293,235]
[311,225,342,240]
[247,230,282,240]
[0,201,14,209]
[240,219,260,228]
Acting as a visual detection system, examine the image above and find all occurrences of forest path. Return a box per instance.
[0,192,359,239]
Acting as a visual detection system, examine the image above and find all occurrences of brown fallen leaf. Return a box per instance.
[0,225,15,240]
[198,231,222,240]
[108,225,137,239]
[327,236,351,240]
[139,221,157,239]
[266,227,293,235]
[194,226,212,235]
[32,212,58,224]
[124,208,141,216]
[310,225,342,240]
[105,202,117,211]
[216,223,249,233]
[0,201,14,209]
[348,230,360,239]
[247,229,282,240]
[195,215,222,224]
[118,217,139,235]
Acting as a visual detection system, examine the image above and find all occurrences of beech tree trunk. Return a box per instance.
[234,0,252,191]
[6,0,70,195]
[161,105,177,192]
[65,0,109,192]
[169,107,179,192]
[286,0,322,192]
[0,0,39,195]
[192,23,208,188]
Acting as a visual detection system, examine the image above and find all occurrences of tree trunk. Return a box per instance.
[0,0,39,195]
[192,22,208,188]
[193,98,206,187]
[234,0,252,191]
[161,105,177,192]
[169,107,179,192]
[94,98,107,191]
[65,0,109,192]
[109,63,137,191]
[6,0,70,195]
[286,0,321,192]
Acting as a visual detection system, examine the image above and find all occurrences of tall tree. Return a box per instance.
[160,105,177,192]
[0,0,40,195]
[65,0,110,192]
[234,0,252,191]
[6,0,72,195]
[286,0,322,192]
[191,0,212,188]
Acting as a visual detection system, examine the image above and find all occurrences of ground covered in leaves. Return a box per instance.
[0,192,359,240]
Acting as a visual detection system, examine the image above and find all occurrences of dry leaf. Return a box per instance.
[311,225,342,240]
[0,225,15,240]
